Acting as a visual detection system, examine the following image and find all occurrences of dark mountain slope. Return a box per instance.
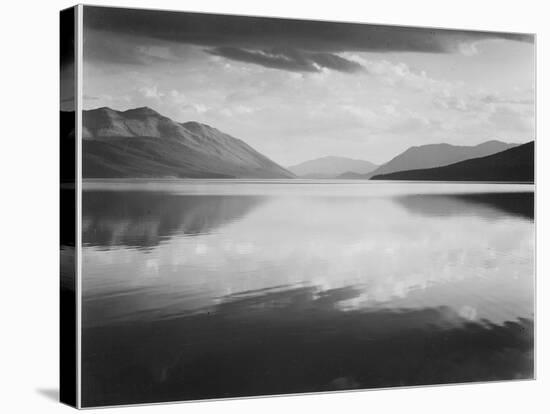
[81,107,294,179]
[359,140,519,179]
[371,141,534,182]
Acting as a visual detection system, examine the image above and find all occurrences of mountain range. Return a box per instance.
[343,140,519,179]
[371,141,534,182]
[70,106,531,182]
[81,107,294,179]
[287,156,378,178]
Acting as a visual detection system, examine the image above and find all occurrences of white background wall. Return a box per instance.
[0,0,547,412]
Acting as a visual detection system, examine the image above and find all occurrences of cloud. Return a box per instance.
[83,6,533,72]
[345,56,456,94]
[83,33,186,66]
[309,52,364,73]
[433,95,472,111]
[209,47,317,73]
[208,47,363,73]
[487,106,533,134]
[84,34,144,65]
[457,41,480,56]
[433,90,535,112]
[138,85,165,100]
[479,94,534,105]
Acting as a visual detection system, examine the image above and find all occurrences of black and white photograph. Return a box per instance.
[59,2,537,410]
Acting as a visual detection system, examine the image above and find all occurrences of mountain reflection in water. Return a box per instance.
[81,181,534,407]
[395,192,534,221]
[82,191,265,249]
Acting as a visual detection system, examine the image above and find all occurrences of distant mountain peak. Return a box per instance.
[474,139,514,149]
[406,140,509,151]
[363,140,520,179]
[371,141,534,182]
[479,139,503,144]
[317,155,363,161]
[288,155,378,178]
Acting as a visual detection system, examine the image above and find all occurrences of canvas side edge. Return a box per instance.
[59,5,78,408]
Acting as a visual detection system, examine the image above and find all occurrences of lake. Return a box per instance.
[80,180,534,407]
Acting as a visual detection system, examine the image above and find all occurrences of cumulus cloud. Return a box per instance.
[138,85,165,100]
[344,55,456,94]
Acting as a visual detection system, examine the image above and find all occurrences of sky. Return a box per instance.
[81,6,535,166]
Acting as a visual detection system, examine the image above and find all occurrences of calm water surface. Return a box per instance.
[81,180,534,406]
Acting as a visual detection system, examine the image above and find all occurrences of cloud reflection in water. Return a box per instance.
[81,181,534,406]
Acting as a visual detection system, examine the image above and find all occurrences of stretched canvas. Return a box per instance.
[60,4,535,408]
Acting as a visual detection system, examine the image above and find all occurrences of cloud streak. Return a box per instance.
[208,47,364,73]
